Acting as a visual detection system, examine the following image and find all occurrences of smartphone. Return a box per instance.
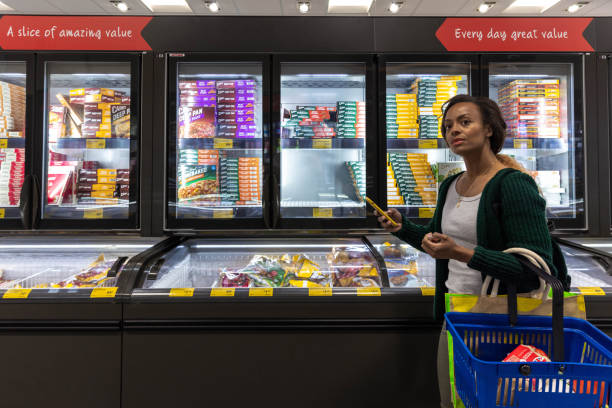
[365,196,399,227]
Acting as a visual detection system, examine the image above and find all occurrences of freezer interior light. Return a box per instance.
[0,1,13,11]
[567,2,589,13]
[139,0,192,12]
[389,2,402,13]
[478,2,495,13]
[111,1,130,12]
[328,0,373,13]
[505,0,560,13]
[298,2,311,13]
[194,244,337,249]
[0,244,152,249]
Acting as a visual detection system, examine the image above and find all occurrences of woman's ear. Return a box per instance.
[485,124,493,138]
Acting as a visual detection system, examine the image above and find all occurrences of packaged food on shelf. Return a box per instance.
[327,246,381,287]
[178,106,216,139]
[388,152,436,206]
[177,164,219,203]
[0,147,24,206]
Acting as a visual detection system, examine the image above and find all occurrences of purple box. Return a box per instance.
[236,109,255,116]
[236,103,255,109]
[238,124,257,131]
[179,80,216,90]
[236,116,255,124]
[181,88,217,96]
[236,131,257,138]
[236,80,256,87]
[217,96,236,103]
[236,96,255,103]
[236,88,255,95]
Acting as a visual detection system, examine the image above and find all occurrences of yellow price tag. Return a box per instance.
[0,139,7,148]
[214,138,234,149]
[213,209,234,219]
[84,208,104,219]
[0,208,5,219]
[312,138,332,149]
[90,287,118,298]
[313,208,333,218]
[169,288,194,297]
[578,287,606,296]
[419,207,435,218]
[357,287,381,296]
[3,289,31,299]
[418,139,438,149]
[513,139,533,149]
[420,287,435,296]
[86,139,106,149]
[249,288,273,297]
[210,288,235,297]
[309,287,332,296]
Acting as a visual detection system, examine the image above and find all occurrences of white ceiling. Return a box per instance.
[0,0,611,16]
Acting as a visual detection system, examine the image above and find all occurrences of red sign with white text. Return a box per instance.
[0,16,152,50]
[436,18,593,52]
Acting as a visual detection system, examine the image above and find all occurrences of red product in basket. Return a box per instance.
[502,345,551,363]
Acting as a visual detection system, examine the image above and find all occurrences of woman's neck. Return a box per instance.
[462,148,501,177]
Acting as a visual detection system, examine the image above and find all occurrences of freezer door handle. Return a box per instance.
[19,174,39,229]
[146,258,166,280]
[108,256,129,278]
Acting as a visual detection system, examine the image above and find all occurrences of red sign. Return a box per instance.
[0,16,151,50]
[436,18,593,52]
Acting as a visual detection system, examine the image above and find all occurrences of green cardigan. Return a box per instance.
[393,168,568,320]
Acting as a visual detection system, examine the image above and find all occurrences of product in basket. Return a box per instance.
[502,345,551,363]
[327,246,381,287]
[177,165,219,202]
[178,106,216,139]
[218,269,251,288]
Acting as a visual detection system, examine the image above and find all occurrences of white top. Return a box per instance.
[441,177,482,294]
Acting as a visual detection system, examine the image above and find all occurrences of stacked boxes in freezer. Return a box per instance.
[220,157,239,204]
[238,157,261,204]
[386,94,417,139]
[64,88,131,139]
[216,80,257,139]
[76,166,130,205]
[336,101,365,138]
[532,170,564,207]
[0,148,24,205]
[414,77,459,139]
[345,161,365,199]
[388,153,436,206]
[498,79,560,138]
[0,81,25,138]
[285,106,336,138]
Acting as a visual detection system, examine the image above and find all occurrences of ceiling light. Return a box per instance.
[0,1,14,10]
[139,0,192,12]
[478,2,495,13]
[389,2,402,13]
[206,1,220,12]
[111,1,129,11]
[328,0,374,14]
[567,2,588,13]
[298,1,310,13]
[504,0,560,13]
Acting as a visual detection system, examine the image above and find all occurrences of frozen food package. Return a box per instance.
[177,164,219,202]
[217,269,251,288]
[111,104,130,138]
[327,246,381,287]
[178,106,216,139]
[53,254,117,288]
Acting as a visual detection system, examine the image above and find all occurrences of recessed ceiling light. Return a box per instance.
[328,0,374,14]
[389,2,403,14]
[504,0,560,13]
[139,0,192,12]
[567,2,589,13]
[478,2,495,13]
[206,1,220,12]
[111,1,129,12]
[298,1,310,13]
[0,1,13,10]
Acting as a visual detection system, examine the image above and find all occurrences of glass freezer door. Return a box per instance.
[279,62,367,220]
[385,62,470,219]
[168,61,264,222]
[0,61,27,223]
[487,59,583,228]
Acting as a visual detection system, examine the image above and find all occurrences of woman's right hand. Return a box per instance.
[376,208,402,233]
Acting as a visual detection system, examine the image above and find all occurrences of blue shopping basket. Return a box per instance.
[445,312,612,408]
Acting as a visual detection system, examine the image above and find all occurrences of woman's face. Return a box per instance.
[442,102,492,156]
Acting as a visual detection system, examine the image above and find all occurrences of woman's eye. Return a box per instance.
[461,119,470,126]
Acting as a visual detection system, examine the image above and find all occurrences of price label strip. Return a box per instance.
[0,139,7,148]
[249,288,273,297]
[312,138,332,149]
[86,139,106,149]
[169,288,195,297]
[418,139,438,149]
[357,287,381,296]
[214,138,234,149]
[578,287,606,296]
[3,289,32,299]
[309,287,332,296]
[420,287,435,296]
[0,208,5,219]
[210,288,235,297]
[419,207,435,218]
[84,208,104,219]
[513,139,533,149]
[90,287,118,298]
[213,209,234,219]
[313,208,333,218]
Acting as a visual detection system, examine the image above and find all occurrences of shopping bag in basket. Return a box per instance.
[444,248,585,407]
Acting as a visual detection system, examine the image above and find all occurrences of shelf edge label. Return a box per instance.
[213,138,233,149]
[313,208,333,218]
[0,139,7,148]
[0,208,5,219]
[513,139,533,149]
[0,16,152,51]
[84,208,104,219]
[249,288,273,297]
[418,139,438,149]
[420,287,435,296]
[210,288,235,297]
[577,287,605,296]
[91,287,118,298]
[309,287,332,296]
[169,288,194,297]
[86,139,106,149]
[357,287,381,296]
[419,207,435,218]
[3,289,31,299]
[312,138,332,149]
[212,209,234,219]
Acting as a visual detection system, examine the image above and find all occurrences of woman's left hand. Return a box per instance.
[421,232,458,259]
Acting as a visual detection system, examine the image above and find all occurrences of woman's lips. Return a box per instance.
[451,139,465,146]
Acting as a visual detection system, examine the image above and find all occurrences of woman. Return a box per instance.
[376,95,568,407]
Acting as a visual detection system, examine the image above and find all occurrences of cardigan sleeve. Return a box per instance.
[391,216,433,252]
[467,171,556,285]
